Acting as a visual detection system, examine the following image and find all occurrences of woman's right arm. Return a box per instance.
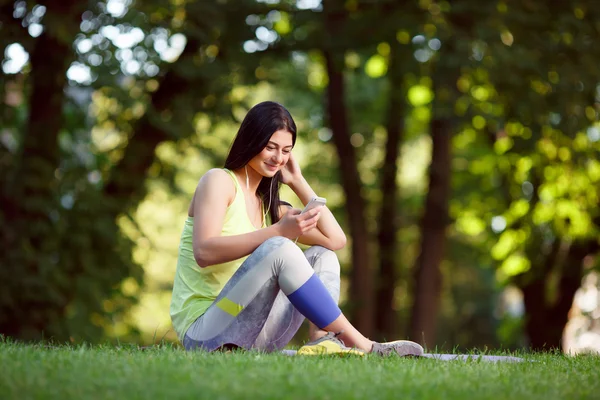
[192,169,320,267]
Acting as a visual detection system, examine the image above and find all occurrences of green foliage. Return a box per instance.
[0,0,263,342]
[2,0,599,350]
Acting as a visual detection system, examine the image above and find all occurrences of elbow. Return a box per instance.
[329,234,347,251]
[194,254,208,268]
[193,248,210,268]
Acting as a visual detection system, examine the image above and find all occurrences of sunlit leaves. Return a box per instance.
[456,76,471,93]
[536,138,557,160]
[505,122,532,139]
[499,253,531,279]
[306,54,328,89]
[493,136,513,154]
[514,156,533,183]
[500,30,513,46]
[467,155,496,175]
[407,85,433,106]
[344,51,360,69]
[456,212,486,236]
[472,115,486,130]
[471,86,490,102]
[530,79,551,96]
[364,54,387,78]
[91,122,126,153]
[396,30,410,44]
[492,229,527,261]
[273,11,292,35]
[587,159,600,182]
[453,128,477,150]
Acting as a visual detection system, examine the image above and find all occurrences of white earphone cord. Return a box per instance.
[247,168,298,243]
[247,165,274,228]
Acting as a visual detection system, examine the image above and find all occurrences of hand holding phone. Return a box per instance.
[291,197,326,243]
[301,196,327,214]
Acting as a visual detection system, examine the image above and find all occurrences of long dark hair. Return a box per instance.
[224,101,297,224]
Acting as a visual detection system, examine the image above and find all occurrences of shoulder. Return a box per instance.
[201,168,233,184]
[196,168,236,201]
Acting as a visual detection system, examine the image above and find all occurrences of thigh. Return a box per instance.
[183,237,290,351]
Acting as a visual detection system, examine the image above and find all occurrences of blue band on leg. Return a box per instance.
[287,274,341,329]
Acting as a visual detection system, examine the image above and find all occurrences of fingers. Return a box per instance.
[298,209,320,225]
[296,206,322,220]
[279,206,322,238]
[297,210,321,234]
[288,208,302,216]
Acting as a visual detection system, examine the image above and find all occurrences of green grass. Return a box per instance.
[1,340,599,400]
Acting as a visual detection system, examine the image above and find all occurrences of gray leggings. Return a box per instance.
[183,237,341,352]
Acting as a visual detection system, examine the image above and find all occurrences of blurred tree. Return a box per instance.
[448,0,600,349]
[483,1,600,350]
[374,2,423,341]
[0,0,123,341]
[322,0,374,337]
[409,0,480,347]
[2,0,598,351]
[0,0,265,342]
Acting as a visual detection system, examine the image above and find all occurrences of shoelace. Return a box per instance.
[325,331,346,347]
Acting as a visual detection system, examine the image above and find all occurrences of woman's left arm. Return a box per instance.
[281,154,346,250]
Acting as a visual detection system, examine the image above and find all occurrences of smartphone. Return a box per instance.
[301,196,327,214]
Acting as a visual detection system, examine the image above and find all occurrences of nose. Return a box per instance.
[273,151,284,164]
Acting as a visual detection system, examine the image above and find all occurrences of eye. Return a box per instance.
[283,150,291,155]
[266,146,276,151]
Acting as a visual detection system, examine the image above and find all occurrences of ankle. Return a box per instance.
[309,329,328,342]
[350,338,374,352]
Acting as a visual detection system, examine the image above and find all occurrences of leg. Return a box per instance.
[306,247,340,342]
[184,237,354,351]
[300,247,372,351]
[184,236,376,353]
[252,246,341,351]
[251,291,303,352]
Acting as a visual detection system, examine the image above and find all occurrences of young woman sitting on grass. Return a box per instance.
[170,101,424,356]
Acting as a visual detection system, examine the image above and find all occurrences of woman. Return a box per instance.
[170,101,423,356]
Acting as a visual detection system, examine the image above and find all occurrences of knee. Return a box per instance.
[257,236,304,258]
[261,236,295,251]
[307,246,340,276]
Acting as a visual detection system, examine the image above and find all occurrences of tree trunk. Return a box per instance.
[323,50,373,337]
[521,240,597,350]
[14,0,85,231]
[409,117,452,347]
[321,0,373,337]
[0,1,87,339]
[375,46,405,340]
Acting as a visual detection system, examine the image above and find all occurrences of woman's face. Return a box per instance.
[247,129,293,178]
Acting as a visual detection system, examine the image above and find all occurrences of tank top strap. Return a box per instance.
[222,168,242,192]
[222,167,271,228]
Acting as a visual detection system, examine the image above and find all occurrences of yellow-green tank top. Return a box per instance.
[169,168,271,340]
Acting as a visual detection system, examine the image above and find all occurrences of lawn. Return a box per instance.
[1,339,598,400]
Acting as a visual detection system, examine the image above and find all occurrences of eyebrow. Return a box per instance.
[267,141,293,149]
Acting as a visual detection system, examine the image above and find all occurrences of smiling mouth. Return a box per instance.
[265,163,278,169]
